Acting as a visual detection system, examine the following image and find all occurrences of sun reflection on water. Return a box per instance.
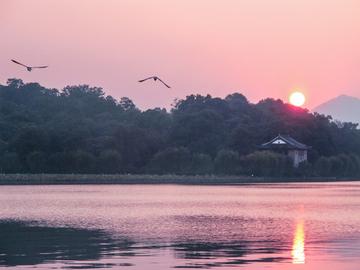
[292,220,305,264]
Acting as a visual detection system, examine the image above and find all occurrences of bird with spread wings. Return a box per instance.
[11,59,48,72]
[138,76,171,88]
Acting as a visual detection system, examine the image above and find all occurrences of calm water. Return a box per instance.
[0,183,360,269]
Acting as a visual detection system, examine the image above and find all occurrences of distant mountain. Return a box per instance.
[313,95,360,124]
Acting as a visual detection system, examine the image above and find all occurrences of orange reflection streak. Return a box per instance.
[292,220,305,264]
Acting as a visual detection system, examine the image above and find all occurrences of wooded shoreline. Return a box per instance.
[1,80,360,178]
[0,174,358,185]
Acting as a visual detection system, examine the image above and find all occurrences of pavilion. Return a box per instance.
[259,135,311,167]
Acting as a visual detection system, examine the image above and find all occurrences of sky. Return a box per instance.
[1,0,360,110]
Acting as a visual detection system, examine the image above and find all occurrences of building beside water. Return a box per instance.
[259,135,311,167]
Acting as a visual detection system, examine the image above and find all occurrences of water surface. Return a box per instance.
[0,182,359,269]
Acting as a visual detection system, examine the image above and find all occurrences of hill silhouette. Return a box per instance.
[313,95,360,124]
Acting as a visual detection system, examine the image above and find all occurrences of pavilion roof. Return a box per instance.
[259,134,311,150]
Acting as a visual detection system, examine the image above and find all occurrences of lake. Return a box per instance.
[0,182,360,269]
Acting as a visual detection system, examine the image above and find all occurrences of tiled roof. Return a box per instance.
[259,134,311,150]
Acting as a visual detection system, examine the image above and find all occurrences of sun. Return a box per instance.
[289,91,306,107]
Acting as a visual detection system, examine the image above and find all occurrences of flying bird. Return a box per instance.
[138,76,171,88]
[11,59,48,72]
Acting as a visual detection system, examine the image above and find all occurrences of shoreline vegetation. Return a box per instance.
[0,174,358,185]
[1,79,360,178]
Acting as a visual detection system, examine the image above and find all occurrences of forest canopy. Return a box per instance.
[0,78,359,177]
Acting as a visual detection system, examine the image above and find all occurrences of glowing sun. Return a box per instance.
[289,91,306,107]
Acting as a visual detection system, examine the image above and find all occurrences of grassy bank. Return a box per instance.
[0,174,358,185]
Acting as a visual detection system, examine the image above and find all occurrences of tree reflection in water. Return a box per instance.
[0,220,291,269]
[0,220,135,268]
[172,241,287,268]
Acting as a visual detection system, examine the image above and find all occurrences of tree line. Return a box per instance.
[0,78,360,177]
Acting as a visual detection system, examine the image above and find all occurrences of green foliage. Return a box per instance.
[26,151,46,173]
[98,150,123,174]
[241,151,293,177]
[0,152,22,173]
[147,147,192,174]
[191,153,213,175]
[214,150,240,175]
[1,79,360,177]
[314,156,331,176]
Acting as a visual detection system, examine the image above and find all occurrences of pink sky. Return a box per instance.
[1,0,360,109]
